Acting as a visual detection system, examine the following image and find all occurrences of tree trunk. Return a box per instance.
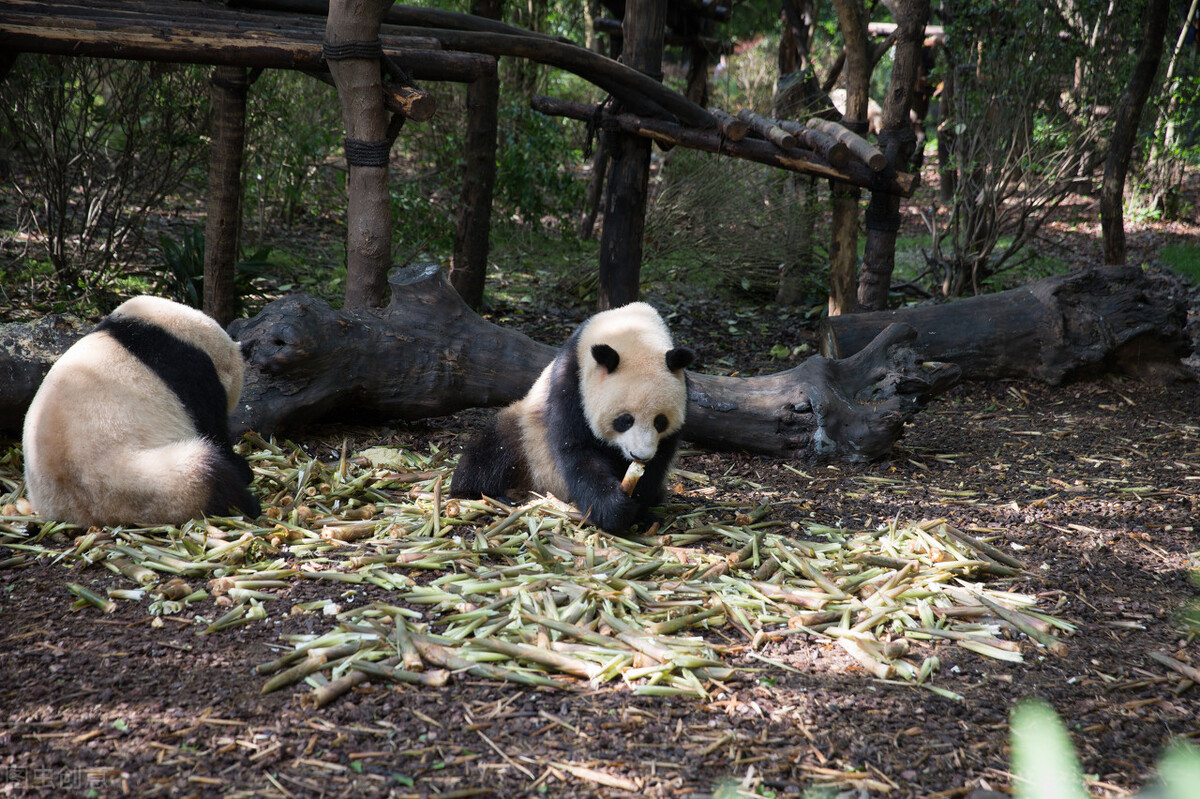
[1100,0,1169,265]
[597,0,665,310]
[326,0,394,309]
[820,266,1190,384]
[449,0,502,309]
[1147,0,1199,216]
[203,65,249,327]
[856,0,929,312]
[826,0,871,317]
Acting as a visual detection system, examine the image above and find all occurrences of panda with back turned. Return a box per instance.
[451,302,693,535]
[22,295,261,527]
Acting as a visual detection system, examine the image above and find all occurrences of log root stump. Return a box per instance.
[228,263,961,462]
[0,315,88,431]
[820,265,1192,384]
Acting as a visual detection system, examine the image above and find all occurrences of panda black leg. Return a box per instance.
[206,450,262,519]
[450,422,524,500]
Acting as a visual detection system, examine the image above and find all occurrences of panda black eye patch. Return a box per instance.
[654,414,669,432]
[613,413,634,433]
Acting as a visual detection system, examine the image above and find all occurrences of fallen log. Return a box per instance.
[0,315,88,432]
[819,266,1191,384]
[0,265,957,461]
[224,265,959,460]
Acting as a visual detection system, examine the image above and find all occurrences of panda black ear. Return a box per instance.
[665,347,694,372]
[592,344,620,373]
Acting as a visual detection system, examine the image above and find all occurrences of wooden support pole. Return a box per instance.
[857,0,930,313]
[597,0,666,311]
[449,0,501,309]
[203,66,250,327]
[325,0,393,310]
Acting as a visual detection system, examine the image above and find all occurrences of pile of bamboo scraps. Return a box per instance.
[0,440,1074,706]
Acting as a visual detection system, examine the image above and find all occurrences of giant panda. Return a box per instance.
[22,295,261,527]
[451,302,693,535]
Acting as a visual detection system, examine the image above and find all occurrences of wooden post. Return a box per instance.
[325,0,393,310]
[597,0,665,310]
[856,0,929,312]
[203,66,249,327]
[826,0,871,317]
[449,0,502,309]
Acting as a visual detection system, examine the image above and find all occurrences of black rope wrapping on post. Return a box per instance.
[322,39,384,61]
[344,138,392,168]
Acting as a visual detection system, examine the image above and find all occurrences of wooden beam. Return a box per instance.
[0,0,496,82]
[532,95,918,196]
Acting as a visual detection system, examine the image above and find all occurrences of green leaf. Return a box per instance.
[1010,699,1089,799]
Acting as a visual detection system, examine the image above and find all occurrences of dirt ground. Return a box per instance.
[2,201,1200,798]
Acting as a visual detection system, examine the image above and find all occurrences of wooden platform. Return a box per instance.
[0,0,495,81]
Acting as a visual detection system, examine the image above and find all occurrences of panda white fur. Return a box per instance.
[451,302,693,535]
[22,295,261,527]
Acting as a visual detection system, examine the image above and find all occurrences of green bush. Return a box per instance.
[1011,698,1200,799]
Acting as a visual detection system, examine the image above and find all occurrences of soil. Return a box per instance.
[2,188,1200,798]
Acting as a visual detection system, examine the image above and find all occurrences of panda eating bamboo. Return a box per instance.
[451,302,693,535]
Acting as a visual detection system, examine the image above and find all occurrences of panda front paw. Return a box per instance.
[582,491,643,535]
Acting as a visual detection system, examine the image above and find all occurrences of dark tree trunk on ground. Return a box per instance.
[0,316,87,432]
[226,265,961,461]
[856,0,929,313]
[827,0,871,317]
[203,65,249,327]
[6,268,1188,448]
[326,0,393,310]
[449,0,502,309]
[820,266,1190,384]
[1100,0,1169,265]
[597,0,665,310]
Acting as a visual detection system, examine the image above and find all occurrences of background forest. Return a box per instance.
[1,0,1198,323]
